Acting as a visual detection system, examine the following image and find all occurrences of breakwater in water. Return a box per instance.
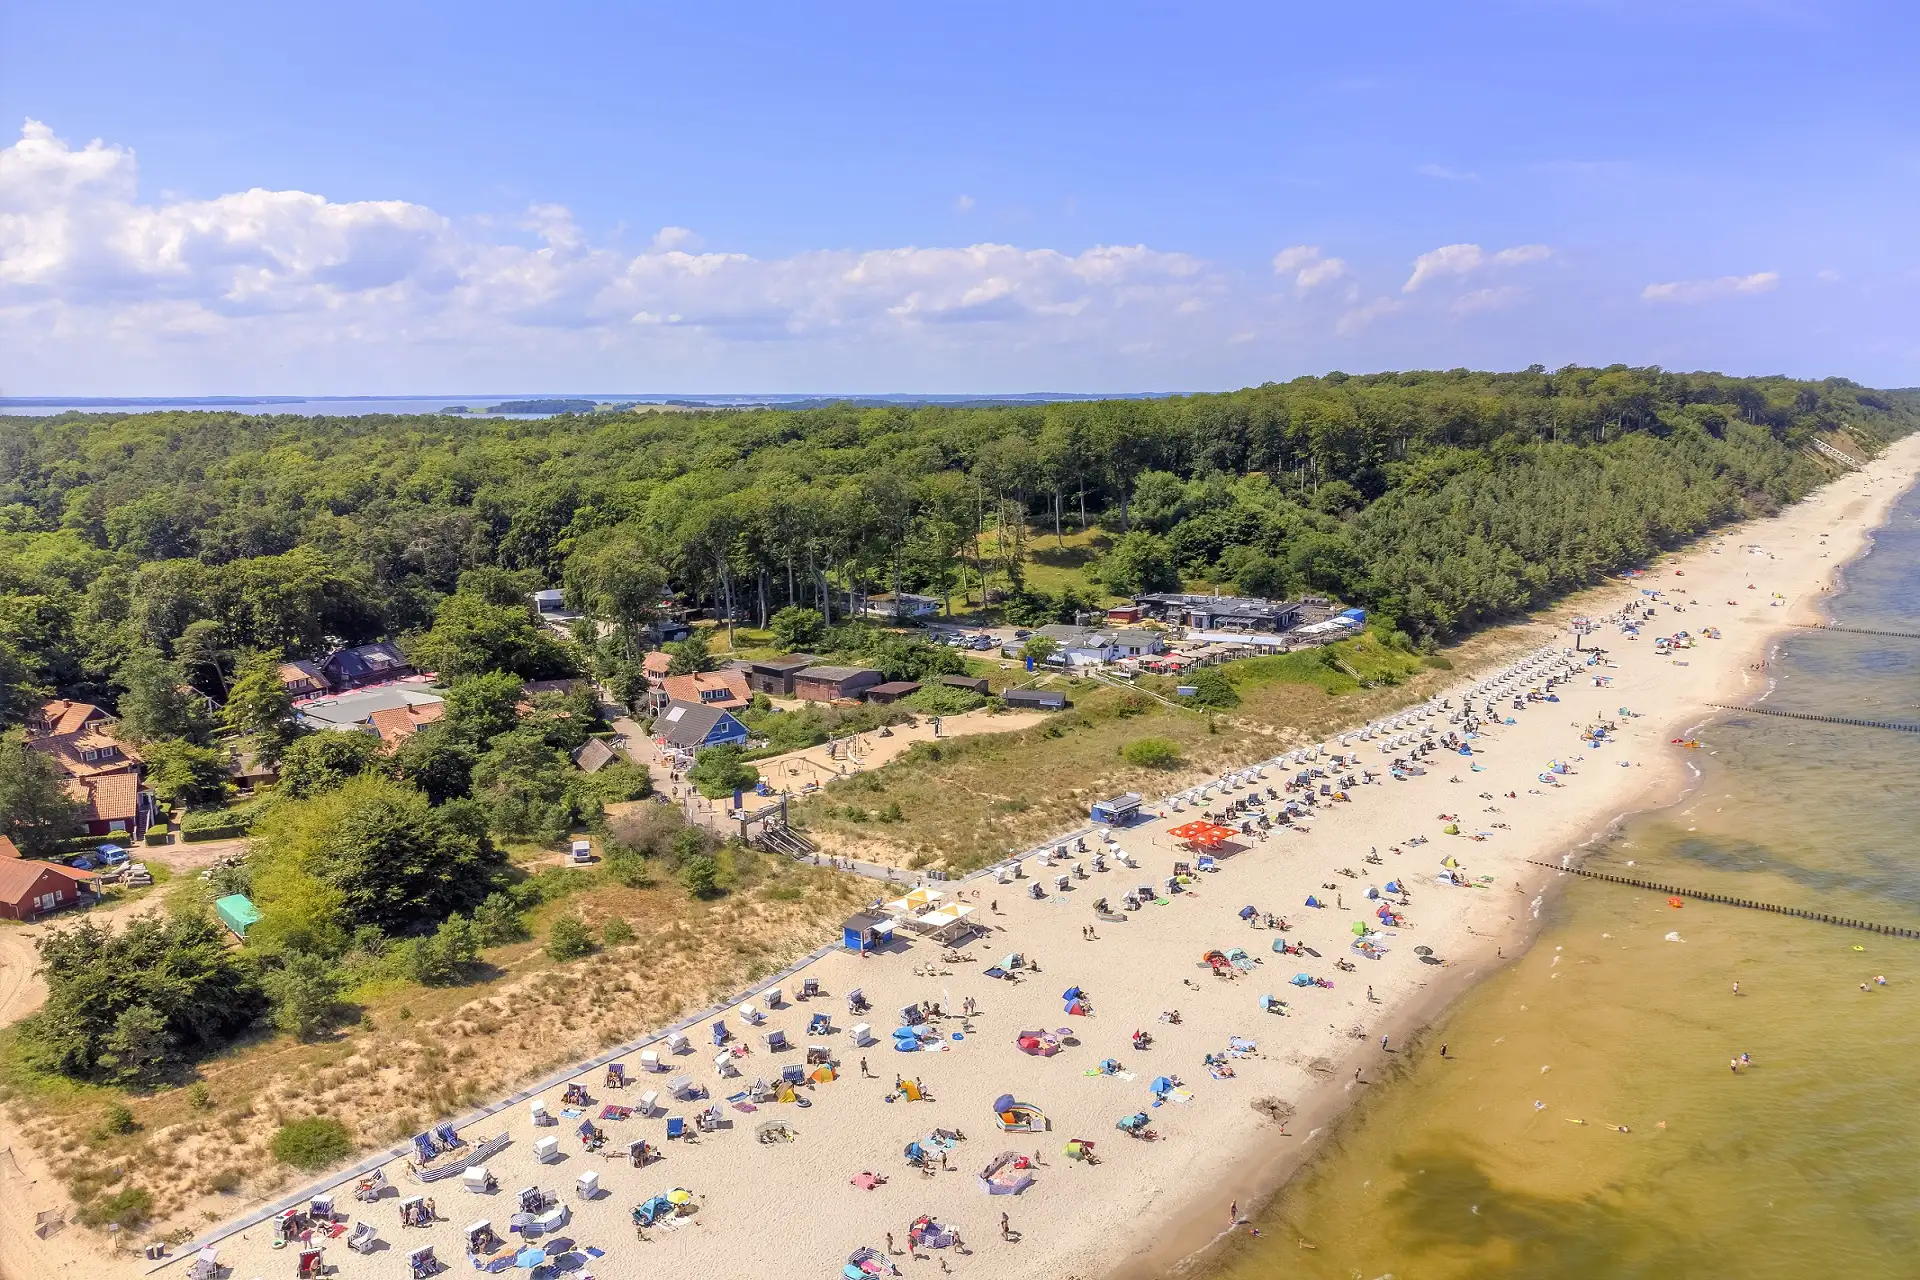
[1526,859,1920,937]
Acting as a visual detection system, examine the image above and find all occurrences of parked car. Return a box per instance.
[1013,629,1032,639]
[95,843,130,866]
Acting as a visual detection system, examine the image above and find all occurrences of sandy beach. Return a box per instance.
[10,438,1918,1280]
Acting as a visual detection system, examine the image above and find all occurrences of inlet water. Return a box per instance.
[1205,486,1920,1280]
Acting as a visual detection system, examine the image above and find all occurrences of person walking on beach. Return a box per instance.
[1000,1212,1011,1240]
[1229,1201,1239,1227]
[1732,981,1741,996]
[1440,1043,1448,1059]
[1381,1034,1390,1051]
[886,1232,897,1255]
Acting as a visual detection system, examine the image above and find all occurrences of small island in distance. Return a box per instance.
[443,397,602,415]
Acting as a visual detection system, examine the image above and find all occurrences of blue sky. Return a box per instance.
[1,1,1915,395]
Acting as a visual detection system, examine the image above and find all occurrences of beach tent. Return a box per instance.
[1238,905,1257,921]
[1015,1029,1063,1056]
[909,1215,957,1249]
[845,1246,898,1278]
[977,1150,1036,1195]
[1384,880,1401,894]
[1304,895,1324,908]
[992,1095,1048,1132]
[882,887,944,917]
[1149,1075,1174,1097]
[1289,973,1315,987]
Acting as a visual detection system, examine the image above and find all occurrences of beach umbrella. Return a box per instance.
[514,1247,547,1269]
[667,1188,693,1206]
[1351,921,1368,935]
[1414,945,1434,956]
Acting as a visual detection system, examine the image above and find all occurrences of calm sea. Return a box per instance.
[1206,483,1920,1280]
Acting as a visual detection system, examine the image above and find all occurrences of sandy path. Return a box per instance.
[20,442,1920,1280]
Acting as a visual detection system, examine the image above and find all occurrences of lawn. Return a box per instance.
[793,624,1547,873]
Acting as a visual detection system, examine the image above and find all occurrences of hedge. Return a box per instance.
[182,825,248,843]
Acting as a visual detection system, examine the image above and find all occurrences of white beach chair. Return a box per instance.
[637,1089,660,1116]
[534,1136,560,1163]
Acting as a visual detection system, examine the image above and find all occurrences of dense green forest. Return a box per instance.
[0,366,1912,718]
[0,363,1914,1083]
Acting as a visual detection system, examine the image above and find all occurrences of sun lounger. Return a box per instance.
[667,1074,699,1099]
[604,1063,627,1088]
[407,1245,438,1278]
[529,1099,552,1126]
[640,1049,662,1072]
[576,1170,600,1200]
[801,977,821,999]
[433,1122,464,1150]
[462,1165,494,1193]
[637,1090,659,1116]
[850,1022,873,1046]
[766,986,784,1007]
[666,1031,690,1054]
[533,1136,560,1162]
[763,1029,791,1051]
[712,1020,731,1046]
[186,1246,220,1280]
[665,1116,686,1140]
[808,1012,832,1035]
[347,1222,378,1253]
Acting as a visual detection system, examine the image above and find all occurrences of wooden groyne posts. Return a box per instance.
[1527,860,1920,938]
[1788,623,1920,641]
[1708,703,1920,734]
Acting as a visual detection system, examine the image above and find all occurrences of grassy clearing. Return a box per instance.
[794,625,1546,872]
[0,850,871,1237]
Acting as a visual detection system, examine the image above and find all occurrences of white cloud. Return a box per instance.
[1403,242,1552,292]
[0,120,1227,382]
[1816,269,1840,283]
[1414,163,1478,182]
[954,194,975,214]
[1451,285,1528,315]
[1640,271,1779,304]
[1271,244,1346,291]
[1336,296,1402,335]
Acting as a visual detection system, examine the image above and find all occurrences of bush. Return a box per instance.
[78,1185,152,1229]
[904,684,984,716]
[181,824,248,843]
[602,917,636,946]
[270,1116,354,1170]
[100,1103,137,1135]
[1184,666,1240,709]
[679,855,720,899]
[1122,737,1183,768]
[687,745,758,799]
[545,915,595,961]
